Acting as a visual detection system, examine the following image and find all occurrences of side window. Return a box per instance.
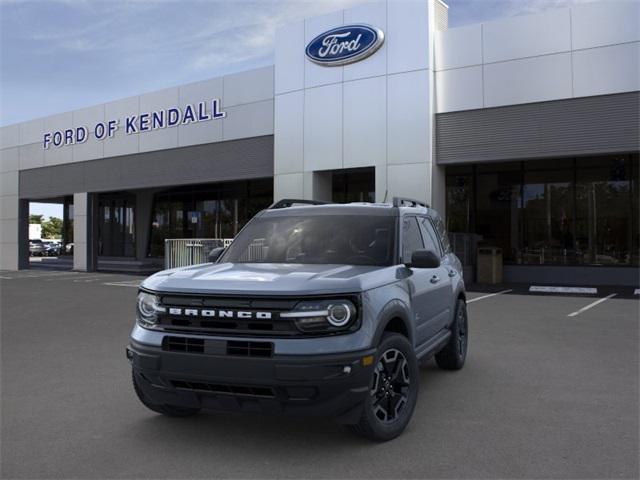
[402,217,424,262]
[435,217,452,254]
[419,217,441,256]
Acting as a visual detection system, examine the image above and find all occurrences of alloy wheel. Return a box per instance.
[370,348,411,423]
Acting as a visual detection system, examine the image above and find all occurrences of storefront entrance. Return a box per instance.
[97,193,136,257]
[445,154,639,270]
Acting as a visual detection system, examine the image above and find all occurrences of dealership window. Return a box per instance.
[445,154,639,267]
[332,167,375,203]
[147,178,273,257]
[97,193,136,257]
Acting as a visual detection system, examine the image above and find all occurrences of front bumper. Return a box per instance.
[128,339,376,424]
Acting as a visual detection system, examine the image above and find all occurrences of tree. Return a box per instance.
[41,217,63,239]
[29,214,44,224]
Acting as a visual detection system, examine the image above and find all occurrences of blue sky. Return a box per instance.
[2,0,593,220]
[1,0,596,128]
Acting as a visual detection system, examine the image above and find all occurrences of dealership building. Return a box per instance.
[0,0,638,285]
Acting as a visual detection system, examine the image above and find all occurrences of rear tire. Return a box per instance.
[132,370,200,417]
[435,298,468,370]
[350,333,419,441]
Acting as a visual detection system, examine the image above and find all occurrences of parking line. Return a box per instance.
[567,294,617,317]
[104,281,141,288]
[467,289,512,304]
[0,276,12,279]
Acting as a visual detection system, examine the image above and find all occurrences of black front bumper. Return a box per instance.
[128,340,376,424]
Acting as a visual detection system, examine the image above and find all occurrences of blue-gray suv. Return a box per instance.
[128,197,468,441]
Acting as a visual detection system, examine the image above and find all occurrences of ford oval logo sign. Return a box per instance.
[306,24,384,66]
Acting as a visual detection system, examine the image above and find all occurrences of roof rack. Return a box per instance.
[269,198,332,209]
[392,196,430,209]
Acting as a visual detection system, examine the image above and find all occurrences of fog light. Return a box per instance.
[362,355,374,366]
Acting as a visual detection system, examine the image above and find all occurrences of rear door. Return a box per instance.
[401,216,445,347]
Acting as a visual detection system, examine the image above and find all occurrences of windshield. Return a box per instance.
[220,214,397,266]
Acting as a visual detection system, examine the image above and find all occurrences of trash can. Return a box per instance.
[477,247,503,284]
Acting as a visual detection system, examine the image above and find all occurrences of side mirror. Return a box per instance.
[407,249,440,269]
[208,247,225,263]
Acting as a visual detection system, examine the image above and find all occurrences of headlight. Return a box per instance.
[136,291,164,328]
[281,299,358,333]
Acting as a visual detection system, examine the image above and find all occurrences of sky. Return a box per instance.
[2,0,598,220]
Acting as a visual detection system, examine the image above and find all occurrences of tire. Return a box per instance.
[435,298,468,370]
[350,333,419,441]
[132,370,200,417]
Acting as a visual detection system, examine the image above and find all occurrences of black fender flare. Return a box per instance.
[371,299,413,347]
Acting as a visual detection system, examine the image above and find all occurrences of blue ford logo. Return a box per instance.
[306,24,384,66]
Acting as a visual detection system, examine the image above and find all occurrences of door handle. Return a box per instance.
[430,275,440,284]
[448,269,457,277]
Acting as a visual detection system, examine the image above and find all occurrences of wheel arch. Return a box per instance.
[372,299,413,347]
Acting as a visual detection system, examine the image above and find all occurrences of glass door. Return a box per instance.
[98,193,136,257]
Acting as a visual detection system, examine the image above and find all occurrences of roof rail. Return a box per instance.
[269,198,332,209]
[392,196,430,209]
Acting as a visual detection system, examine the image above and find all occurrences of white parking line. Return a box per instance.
[530,285,598,294]
[24,271,78,278]
[467,289,513,304]
[567,294,617,317]
[104,280,141,288]
[72,276,115,283]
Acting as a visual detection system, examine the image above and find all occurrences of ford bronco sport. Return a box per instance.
[128,197,468,441]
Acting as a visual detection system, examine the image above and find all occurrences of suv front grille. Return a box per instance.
[162,336,273,357]
[171,380,275,398]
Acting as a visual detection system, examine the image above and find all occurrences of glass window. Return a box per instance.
[147,179,273,258]
[446,154,639,268]
[445,170,474,234]
[332,167,375,203]
[418,217,441,255]
[521,168,574,265]
[575,156,633,265]
[221,215,396,266]
[434,217,452,254]
[475,167,522,263]
[402,217,424,263]
[97,193,136,257]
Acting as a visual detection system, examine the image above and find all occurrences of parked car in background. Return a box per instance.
[65,243,74,254]
[44,241,62,256]
[29,239,47,257]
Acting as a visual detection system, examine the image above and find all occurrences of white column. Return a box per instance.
[73,192,89,271]
[0,148,20,270]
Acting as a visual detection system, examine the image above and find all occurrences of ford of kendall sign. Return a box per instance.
[305,24,384,66]
[42,98,226,150]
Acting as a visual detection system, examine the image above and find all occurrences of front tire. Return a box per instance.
[350,333,419,441]
[132,370,200,417]
[435,298,468,370]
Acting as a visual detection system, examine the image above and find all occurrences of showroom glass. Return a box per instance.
[148,179,273,257]
[221,215,396,266]
[97,193,136,257]
[332,167,375,203]
[444,154,639,267]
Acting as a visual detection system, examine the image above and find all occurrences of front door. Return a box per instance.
[402,217,451,347]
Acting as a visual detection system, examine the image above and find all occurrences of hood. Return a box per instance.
[141,262,398,296]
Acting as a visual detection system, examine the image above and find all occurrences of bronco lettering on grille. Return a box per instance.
[167,308,272,320]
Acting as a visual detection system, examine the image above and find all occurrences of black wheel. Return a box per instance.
[350,333,419,441]
[132,370,200,417]
[435,298,468,370]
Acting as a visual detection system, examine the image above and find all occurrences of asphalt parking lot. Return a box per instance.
[1,269,638,479]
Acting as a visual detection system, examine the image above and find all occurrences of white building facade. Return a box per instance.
[1,0,638,285]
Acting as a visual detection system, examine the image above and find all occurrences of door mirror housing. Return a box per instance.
[208,247,225,263]
[407,249,440,269]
